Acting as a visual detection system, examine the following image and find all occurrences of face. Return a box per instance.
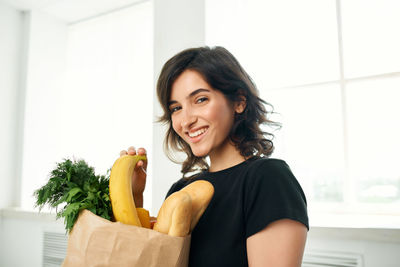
[169,70,242,158]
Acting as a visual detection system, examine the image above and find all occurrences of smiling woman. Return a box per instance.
[169,70,243,166]
[153,46,309,267]
[157,46,281,175]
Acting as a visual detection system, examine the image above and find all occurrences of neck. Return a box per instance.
[208,141,245,172]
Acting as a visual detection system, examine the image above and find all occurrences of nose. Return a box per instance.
[181,108,197,131]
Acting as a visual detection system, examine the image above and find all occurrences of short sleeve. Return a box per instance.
[244,159,309,238]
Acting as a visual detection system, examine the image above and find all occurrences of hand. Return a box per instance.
[119,146,147,208]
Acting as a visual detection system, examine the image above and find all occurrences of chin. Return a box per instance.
[191,147,209,158]
[192,151,208,158]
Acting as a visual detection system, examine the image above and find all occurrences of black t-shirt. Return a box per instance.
[165,156,309,267]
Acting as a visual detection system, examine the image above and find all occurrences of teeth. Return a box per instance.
[189,128,207,138]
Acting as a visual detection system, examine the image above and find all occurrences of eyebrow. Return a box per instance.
[168,88,210,107]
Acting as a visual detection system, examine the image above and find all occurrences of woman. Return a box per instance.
[121,46,309,267]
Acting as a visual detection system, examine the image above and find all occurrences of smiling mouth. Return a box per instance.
[188,127,208,138]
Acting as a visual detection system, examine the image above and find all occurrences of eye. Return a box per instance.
[169,105,181,114]
[196,97,208,104]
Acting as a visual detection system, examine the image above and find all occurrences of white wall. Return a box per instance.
[0,3,68,210]
[0,2,24,260]
[0,4,68,265]
[19,10,68,209]
[151,0,205,215]
[0,2,24,209]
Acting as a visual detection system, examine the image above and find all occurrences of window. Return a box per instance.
[206,0,400,218]
[21,2,153,209]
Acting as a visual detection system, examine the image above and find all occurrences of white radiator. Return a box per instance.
[302,250,364,267]
[42,231,68,267]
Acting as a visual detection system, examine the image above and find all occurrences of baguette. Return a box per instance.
[153,180,214,237]
[180,180,214,231]
[153,191,192,237]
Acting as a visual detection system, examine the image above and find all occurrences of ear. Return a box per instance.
[234,95,246,114]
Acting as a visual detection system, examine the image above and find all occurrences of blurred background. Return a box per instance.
[1,0,399,266]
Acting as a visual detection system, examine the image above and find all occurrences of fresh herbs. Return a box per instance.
[34,158,113,232]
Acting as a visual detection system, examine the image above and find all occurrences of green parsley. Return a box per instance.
[33,158,113,232]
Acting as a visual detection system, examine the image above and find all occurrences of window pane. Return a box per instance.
[346,77,400,205]
[341,0,400,78]
[206,0,340,88]
[21,2,153,209]
[263,84,345,203]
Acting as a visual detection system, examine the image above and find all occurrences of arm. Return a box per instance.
[246,219,307,267]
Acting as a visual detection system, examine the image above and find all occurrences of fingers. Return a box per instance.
[137,147,147,169]
[127,146,146,156]
[119,147,134,157]
[127,146,136,155]
[137,147,147,155]
[121,146,147,163]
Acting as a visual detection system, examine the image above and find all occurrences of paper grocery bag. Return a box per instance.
[62,209,191,267]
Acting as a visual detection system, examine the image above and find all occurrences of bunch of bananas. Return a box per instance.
[109,155,214,237]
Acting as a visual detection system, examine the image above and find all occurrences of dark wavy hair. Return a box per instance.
[156,46,281,177]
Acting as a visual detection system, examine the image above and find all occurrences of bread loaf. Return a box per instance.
[153,180,214,237]
[180,180,214,231]
[153,191,192,237]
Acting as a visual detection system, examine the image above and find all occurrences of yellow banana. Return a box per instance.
[109,154,146,226]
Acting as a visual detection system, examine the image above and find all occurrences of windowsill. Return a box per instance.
[0,206,59,222]
[3,207,400,229]
[309,210,400,229]
[308,210,400,244]
[2,207,400,243]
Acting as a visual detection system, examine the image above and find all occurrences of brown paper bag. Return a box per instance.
[62,209,191,267]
